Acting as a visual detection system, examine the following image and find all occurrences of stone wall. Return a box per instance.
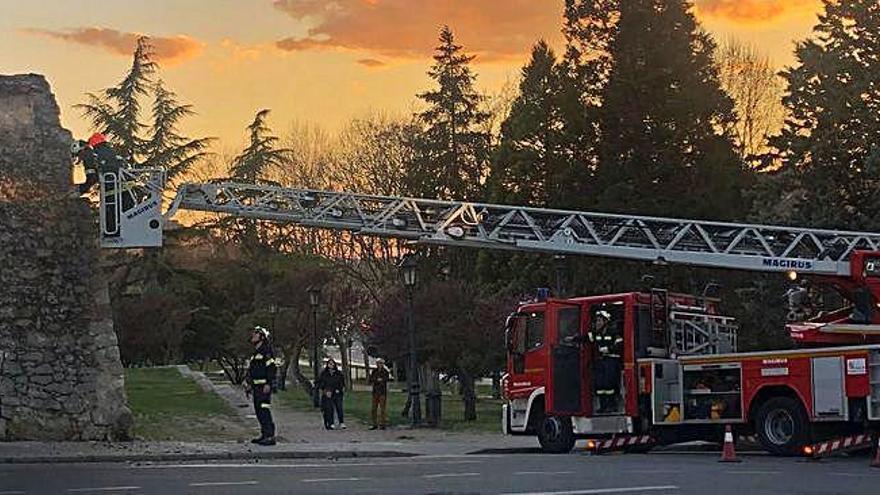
[0,74,133,440]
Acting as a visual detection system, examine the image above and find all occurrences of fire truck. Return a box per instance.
[99,170,880,456]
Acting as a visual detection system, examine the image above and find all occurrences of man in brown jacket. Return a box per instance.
[369,358,390,430]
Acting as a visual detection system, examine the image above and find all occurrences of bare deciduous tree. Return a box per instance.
[716,39,786,164]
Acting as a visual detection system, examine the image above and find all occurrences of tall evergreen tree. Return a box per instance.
[558,0,619,207]
[230,109,291,182]
[78,37,156,161]
[766,0,880,230]
[406,26,491,201]
[144,80,214,183]
[487,41,565,207]
[595,0,746,221]
[78,37,212,180]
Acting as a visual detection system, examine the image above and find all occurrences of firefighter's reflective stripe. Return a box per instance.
[252,379,267,385]
[253,354,264,360]
[596,389,616,395]
[260,403,272,409]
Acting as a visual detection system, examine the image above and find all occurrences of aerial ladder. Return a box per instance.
[105,174,880,345]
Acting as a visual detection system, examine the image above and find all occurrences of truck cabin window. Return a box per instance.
[526,312,545,350]
[505,314,527,355]
[557,307,581,345]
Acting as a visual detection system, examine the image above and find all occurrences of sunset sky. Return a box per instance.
[0,0,825,148]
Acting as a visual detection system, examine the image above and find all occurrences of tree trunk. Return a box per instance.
[338,336,352,391]
[491,370,501,399]
[460,371,477,421]
[288,345,314,396]
[277,354,289,391]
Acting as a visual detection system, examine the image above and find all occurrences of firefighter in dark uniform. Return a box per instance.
[246,326,278,446]
[70,133,134,235]
[590,310,623,413]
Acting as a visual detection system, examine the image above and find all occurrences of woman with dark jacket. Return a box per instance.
[317,358,346,430]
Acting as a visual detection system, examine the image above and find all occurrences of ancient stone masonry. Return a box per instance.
[0,74,133,440]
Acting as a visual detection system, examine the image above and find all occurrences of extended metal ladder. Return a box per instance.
[156,181,880,276]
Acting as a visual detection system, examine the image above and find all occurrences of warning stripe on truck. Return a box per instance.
[583,435,655,453]
[806,433,873,458]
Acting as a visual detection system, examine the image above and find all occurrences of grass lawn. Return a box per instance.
[277,386,502,433]
[125,367,250,441]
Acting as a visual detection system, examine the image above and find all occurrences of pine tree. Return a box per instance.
[78,36,156,161]
[767,0,880,230]
[487,41,563,207]
[230,109,291,182]
[77,37,212,181]
[144,80,214,183]
[596,0,746,221]
[406,26,491,201]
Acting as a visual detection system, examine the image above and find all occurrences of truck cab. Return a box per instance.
[502,290,737,453]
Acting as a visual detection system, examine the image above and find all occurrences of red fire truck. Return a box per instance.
[502,250,880,455]
[108,171,880,456]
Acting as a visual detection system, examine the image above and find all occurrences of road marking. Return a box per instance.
[301,477,366,483]
[189,481,258,487]
[723,471,780,475]
[829,473,877,478]
[0,491,27,495]
[423,472,481,479]
[136,460,482,469]
[500,486,679,495]
[513,471,575,476]
[67,487,141,493]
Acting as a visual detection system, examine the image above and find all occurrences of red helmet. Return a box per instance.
[87,133,107,147]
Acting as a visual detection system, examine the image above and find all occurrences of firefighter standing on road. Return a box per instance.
[590,310,623,413]
[246,326,278,446]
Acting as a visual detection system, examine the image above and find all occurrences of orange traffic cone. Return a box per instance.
[719,425,741,463]
[870,437,880,469]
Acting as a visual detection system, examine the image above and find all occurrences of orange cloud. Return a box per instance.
[21,27,204,65]
[357,58,386,68]
[694,0,821,24]
[273,0,564,62]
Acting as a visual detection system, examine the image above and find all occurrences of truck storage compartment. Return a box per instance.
[681,364,742,421]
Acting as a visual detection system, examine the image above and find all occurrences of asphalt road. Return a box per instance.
[1,451,878,495]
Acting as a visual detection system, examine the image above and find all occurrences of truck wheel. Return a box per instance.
[755,396,810,456]
[537,415,575,454]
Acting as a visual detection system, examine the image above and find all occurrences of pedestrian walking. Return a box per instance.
[245,325,278,445]
[369,358,390,430]
[317,358,346,430]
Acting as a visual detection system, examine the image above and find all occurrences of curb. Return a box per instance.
[0,450,417,465]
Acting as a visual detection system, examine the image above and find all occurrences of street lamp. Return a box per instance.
[400,255,421,426]
[268,304,281,389]
[553,255,566,297]
[307,286,321,408]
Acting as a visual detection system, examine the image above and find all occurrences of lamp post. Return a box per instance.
[268,304,282,389]
[401,256,421,426]
[553,254,566,297]
[308,286,321,408]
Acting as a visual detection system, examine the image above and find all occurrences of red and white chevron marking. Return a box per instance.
[591,435,655,451]
[809,434,872,457]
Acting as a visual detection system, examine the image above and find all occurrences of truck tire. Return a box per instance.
[755,396,810,456]
[537,415,575,454]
